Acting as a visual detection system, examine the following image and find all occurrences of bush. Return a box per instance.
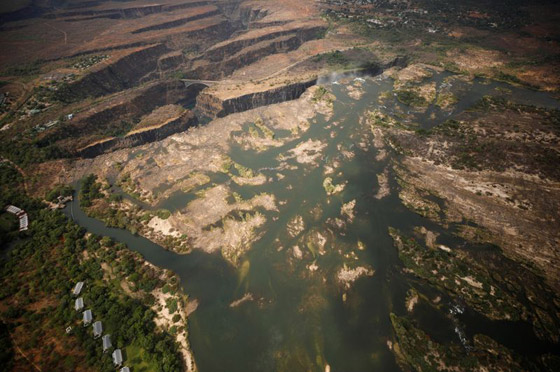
[155,209,171,220]
[45,185,74,202]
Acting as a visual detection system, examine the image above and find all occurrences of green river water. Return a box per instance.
[64,71,560,372]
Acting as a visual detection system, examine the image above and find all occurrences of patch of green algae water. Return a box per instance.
[65,72,560,372]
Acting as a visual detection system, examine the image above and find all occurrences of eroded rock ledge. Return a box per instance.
[78,110,198,158]
[196,77,317,118]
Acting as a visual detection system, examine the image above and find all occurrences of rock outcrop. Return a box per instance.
[78,110,198,158]
[187,22,326,79]
[66,44,170,99]
[195,78,316,118]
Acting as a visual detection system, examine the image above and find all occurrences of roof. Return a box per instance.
[19,214,28,230]
[120,367,131,372]
[102,334,112,351]
[83,309,92,323]
[112,349,123,365]
[6,205,22,214]
[73,282,84,296]
[75,297,84,311]
[93,321,103,337]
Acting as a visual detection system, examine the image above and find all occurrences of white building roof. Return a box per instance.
[19,214,29,231]
[120,367,131,372]
[112,349,123,366]
[102,334,112,351]
[73,282,84,296]
[6,205,22,214]
[83,309,92,324]
[93,321,103,337]
[75,297,84,311]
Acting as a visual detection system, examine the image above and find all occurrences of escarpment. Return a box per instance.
[203,22,324,63]
[65,44,170,99]
[195,78,317,118]
[188,31,320,79]
[186,22,326,79]
[78,110,198,158]
[40,80,205,152]
[131,7,221,34]
[1,0,340,161]
[238,5,268,27]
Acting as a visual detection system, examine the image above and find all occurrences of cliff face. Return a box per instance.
[190,34,306,79]
[131,8,221,34]
[43,80,204,152]
[238,5,268,24]
[187,24,326,79]
[66,44,169,99]
[194,56,407,119]
[78,110,198,158]
[195,78,317,119]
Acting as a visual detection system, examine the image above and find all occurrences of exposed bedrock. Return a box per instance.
[192,35,305,79]
[194,55,406,119]
[42,81,204,151]
[195,78,317,119]
[61,16,236,60]
[131,8,221,34]
[77,81,203,129]
[78,110,198,158]
[198,24,325,63]
[238,6,268,27]
[187,25,326,80]
[66,44,170,99]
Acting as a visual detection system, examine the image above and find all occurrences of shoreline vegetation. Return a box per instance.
[0,162,194,372]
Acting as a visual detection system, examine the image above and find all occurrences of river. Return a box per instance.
[64,71,560,372]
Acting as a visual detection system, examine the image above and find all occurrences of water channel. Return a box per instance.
[64,71,560,371]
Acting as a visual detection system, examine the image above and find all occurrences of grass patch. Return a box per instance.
[313,50,350,67]
[395,90,428,107]
[156,209,171,220]
[126,344,159,372]
[312,86,329,103]
[254,118,275,139]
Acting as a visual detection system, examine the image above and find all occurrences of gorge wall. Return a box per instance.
[78,110,198,158]
[187,24,326,79]
[195,78,317,119]
[65,44,170,100]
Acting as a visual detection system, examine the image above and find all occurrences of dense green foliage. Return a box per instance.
[0,165,183,371]
[155,209,171,220]
[0,139,70,167]
[80,174,103,208]
[45,184,74,202]
[312,86,329,102]
[313,50,349,67]
[395,89,428,107]
[0,321,14,371]
[1,59,43,76]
